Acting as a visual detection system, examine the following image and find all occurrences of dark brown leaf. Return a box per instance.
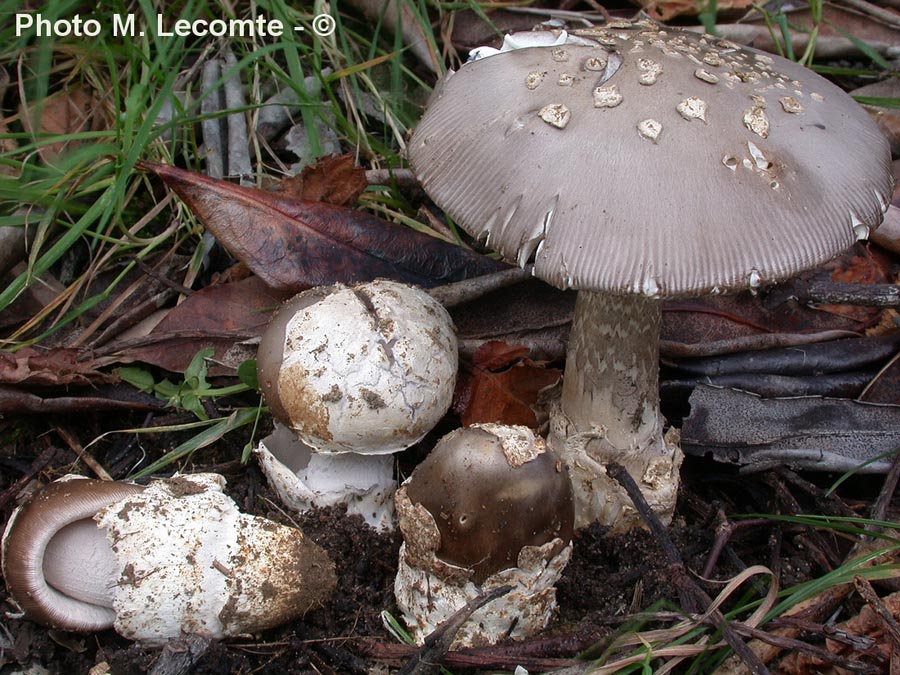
[275,154,368,206]
[114,275,293,374]
[139,161,503,292]
[667,335,900,378]
[682,384,900,473]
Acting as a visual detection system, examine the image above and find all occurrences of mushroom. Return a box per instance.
[255,422,397,530]
[394,423,574,647]
[408,21,893,530]
[256,279,458,529]
[2,474,335,644]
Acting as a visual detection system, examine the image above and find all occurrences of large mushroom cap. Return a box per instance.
[409,21,893,297]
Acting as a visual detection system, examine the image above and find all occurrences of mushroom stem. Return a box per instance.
[563,292,661,447]
[550,291,682,530]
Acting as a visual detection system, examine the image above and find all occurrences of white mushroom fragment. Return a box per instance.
[2,474,335,644]
[394,424,574,647]
[408,21,893,530]
[256,279,458,529]
[255,423,396,530]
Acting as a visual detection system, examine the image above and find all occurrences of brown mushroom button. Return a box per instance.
[403,425,574,584]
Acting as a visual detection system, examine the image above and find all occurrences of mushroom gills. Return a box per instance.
[43,519,119,608]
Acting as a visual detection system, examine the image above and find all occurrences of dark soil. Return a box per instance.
[0,409,893,675]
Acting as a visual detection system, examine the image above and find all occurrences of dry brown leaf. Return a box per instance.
[115,275,293,374]
[276,154,368,206]
[634,0,753,21]
[777,591,900,674]
[0,347,115,387]
[455,340,561,428]
[469,340,531,370]
[662,245,892,346]
[20,85,100,164]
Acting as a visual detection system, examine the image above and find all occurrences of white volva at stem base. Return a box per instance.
[549,291,682,530]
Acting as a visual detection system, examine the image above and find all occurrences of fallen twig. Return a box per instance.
[223,49,252,183]
[428,265,532,308]
[712,474,900,675]
[730,621,881,674]
[607,463,771,675]
[359,640,579,670]
[55,425,113,481]
[702,515,772,578]
[683,24,900,59]
[854,575,900,655]
[791,281,900,308]
[833,0,900,30]
[398,585,514,675]
[0,384,167,415]
[774,467,858,519]
[200,59,224,180]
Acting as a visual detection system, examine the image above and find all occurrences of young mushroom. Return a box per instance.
[408,20,893,530]
[2,474,335,644]
[394,423,574,647]
[256,279,458,529]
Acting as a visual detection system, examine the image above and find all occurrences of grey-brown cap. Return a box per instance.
[409,21,893,297]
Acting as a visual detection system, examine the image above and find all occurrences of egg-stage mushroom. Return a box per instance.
[2,474,335,645]
[394,424,574,647]
[256,279,458,529]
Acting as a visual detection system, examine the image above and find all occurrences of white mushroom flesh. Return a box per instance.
[256,423,396,531]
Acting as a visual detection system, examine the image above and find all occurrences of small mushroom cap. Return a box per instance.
[402,424,574,583]
[257,280,458,454]
[409,22,893,297]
